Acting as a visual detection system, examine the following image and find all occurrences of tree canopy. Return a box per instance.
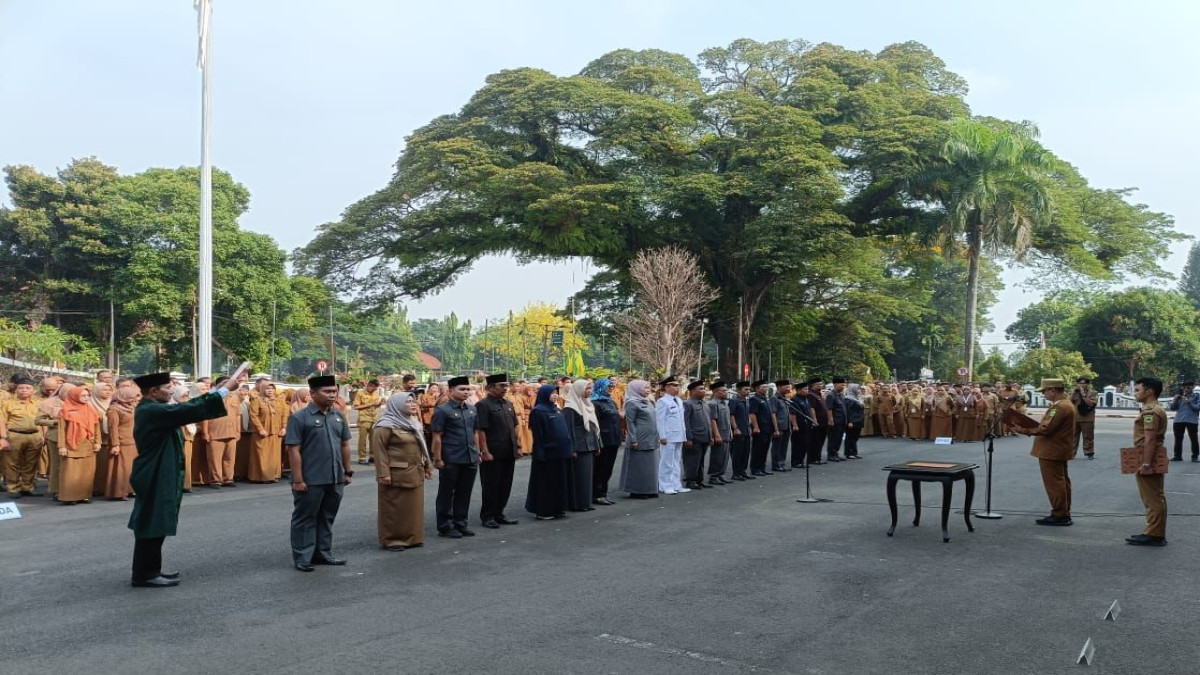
[0,158,321,374]
[297,37,1180,380]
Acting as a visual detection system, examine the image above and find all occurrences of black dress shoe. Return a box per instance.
[160,571,181,580]
[1085,454,1094,460]
[496,516,521,524]
[131,576,180,588]
[456,527,477,537]
[313,556,347,565]
[482,519,501,529]
[207,483,221,489]
[1035,516,1073,526]
[699,482,714,488]
[731,474,746,481]
[1171,457,1182,462]
[222,482,236,487]
[293,562,315,572]
[743,473,756,479]
[1125,534,1167,546]
[439,529,463,538]
[848,455,862,460]
[827,456,843,462]
[1192,457,1199,463]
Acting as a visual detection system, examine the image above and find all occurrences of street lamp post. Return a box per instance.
[696,318,708,381]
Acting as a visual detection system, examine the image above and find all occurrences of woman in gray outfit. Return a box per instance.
[618,379,660,499]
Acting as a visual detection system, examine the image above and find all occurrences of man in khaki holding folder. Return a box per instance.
[1128,377,1168,546]
[1013,378,1076,526]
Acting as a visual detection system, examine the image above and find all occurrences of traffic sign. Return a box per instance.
[957,367,969,377]
[317,360,328,373]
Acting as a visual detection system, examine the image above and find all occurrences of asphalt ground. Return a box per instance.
[1,416,1196,674]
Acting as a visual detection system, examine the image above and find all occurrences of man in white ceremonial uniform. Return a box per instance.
[655,375,689,495]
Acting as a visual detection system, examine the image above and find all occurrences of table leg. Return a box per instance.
[941,479,953,542]
[887,474,899,536]
[963,470,976,532]
[911,480,922,527]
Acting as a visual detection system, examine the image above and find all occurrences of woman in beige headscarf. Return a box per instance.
[371,392,433,550]
[562,379,600,512]
[104,385,139,499]
[90,382,115,496]
[57,386,102,504]
[285,387,311,477]
[35,382,75,498]
[172,384,199,492]
[248,383,283,482]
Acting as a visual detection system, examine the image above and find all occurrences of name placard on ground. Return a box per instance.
[934,437,953,445]
[0,501,23,521]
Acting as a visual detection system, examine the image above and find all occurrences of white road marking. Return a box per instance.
[596,633,772,672]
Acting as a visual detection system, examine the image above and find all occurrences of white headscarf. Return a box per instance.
[564,379,599,432]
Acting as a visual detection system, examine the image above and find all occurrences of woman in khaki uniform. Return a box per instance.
[36,382,74,498]
[90,382,115,496]
[370,392,433,551]
[861,385,875,437]
[904,389,926,440]
[929,387,955,440]
[170,385,198,492]
[57,387,102,504]
[189,382,212,487]
[248,384,283,482]
[104,386,139,500]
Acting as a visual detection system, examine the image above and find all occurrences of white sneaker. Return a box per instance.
[677,487,692,493]
[663,489,679,495]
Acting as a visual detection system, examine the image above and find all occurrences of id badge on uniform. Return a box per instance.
[314,418,324,428]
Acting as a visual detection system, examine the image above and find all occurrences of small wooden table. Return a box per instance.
[883,461,978,543]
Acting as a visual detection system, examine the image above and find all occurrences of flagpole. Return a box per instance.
[196,0,214,380]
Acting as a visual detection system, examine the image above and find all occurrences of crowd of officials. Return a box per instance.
[1,367,1187,586]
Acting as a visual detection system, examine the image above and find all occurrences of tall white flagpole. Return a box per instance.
[195,0,213,379]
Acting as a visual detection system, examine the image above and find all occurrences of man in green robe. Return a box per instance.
[128,368,247,588]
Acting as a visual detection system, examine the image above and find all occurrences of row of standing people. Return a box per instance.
[0,372,312,504]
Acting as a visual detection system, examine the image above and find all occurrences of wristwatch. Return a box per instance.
[344,470,355,477]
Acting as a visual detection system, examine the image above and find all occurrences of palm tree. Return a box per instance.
[914,117,1054,379]
[919,325,945,372]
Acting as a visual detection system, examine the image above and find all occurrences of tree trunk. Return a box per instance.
[963,215,983,381]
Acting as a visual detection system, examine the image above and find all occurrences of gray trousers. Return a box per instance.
[290,483,343,564]
[707,441,729,478]
[770,433,790,467]
[682,442,710,483]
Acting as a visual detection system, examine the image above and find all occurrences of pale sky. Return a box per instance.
[2,0,1196,350]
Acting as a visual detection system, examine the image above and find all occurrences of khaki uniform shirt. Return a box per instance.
[356,390,382,425]
[1133,402,1167,448]
[1028,398,1077,461]
[1,398,41,434]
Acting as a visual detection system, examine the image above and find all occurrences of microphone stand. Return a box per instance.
[795,411,829,504]
[976,397,1018,520]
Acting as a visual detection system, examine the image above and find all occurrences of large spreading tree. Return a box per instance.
[298,38,1179,378]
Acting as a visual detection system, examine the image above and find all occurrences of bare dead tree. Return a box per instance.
[615,246,718,376]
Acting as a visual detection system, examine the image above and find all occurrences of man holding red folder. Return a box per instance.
[1012,378,1077,526]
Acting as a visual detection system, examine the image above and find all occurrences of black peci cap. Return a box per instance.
[485,373,509,385]
[134,372,173,390]
[308,375,337,389]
